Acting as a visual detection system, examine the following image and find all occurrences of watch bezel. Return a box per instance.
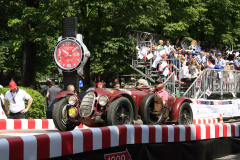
[53,37,84,72]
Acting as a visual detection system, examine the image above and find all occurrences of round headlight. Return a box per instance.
[99,96,108,106]
[68,96,77,105]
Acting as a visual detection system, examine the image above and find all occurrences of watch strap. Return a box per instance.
[63,71,79,93]
[62,17,78,38]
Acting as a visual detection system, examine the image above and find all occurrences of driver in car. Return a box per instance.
[136,79,149,88]
[152,79,168,114]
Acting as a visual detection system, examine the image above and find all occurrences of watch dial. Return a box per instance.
[55,40,82,70]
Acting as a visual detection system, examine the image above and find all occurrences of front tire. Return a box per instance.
[52,98,76,131]
[140,93,164,124]
[107,97,134,126]
[178,102,193,125]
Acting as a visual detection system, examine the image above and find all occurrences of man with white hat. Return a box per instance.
[224,60,230,70]
[4,81,33,119]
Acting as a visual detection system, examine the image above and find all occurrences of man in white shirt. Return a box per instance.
[196,41,202,53]
[164,41,172,55]
[180,62,195,83]
[4,81,33,119]
[196,52,206,66]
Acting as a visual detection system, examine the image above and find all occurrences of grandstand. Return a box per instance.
[124,31,240,100]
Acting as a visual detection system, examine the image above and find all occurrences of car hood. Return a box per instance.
[88,88,152,98]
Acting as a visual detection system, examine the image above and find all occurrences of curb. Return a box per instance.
[0,123,239,160]
[193,118,218,124]
[0,118,217,130]
[0,119,89,130]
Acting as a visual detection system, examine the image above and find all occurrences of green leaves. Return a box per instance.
[0,0,240,85]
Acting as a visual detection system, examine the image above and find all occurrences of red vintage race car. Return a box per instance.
[52,87,193,131]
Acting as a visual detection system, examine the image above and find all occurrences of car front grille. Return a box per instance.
[79,92,95,117]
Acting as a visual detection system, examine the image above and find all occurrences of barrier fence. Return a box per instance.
[0,123,239,160]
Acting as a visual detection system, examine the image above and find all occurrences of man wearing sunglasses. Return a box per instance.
[152,79,168,114]
[4,81,33,119]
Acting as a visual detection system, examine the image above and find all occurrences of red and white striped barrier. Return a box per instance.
[0,119,88,130]
[0,118,217,130]
[193,118,218,124]
[0,123,239,160]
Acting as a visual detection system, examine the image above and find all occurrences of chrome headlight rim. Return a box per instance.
[68,95,77,106]
[98,95,108,106]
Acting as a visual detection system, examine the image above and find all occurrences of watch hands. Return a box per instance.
[68,47,77,57]
[62,50,69,56]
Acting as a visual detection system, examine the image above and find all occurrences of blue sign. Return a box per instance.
[79,80,83,87]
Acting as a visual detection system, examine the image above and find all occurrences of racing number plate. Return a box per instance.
[69,108,76,114]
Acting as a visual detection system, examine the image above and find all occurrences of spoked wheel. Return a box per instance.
[178,102,193,125]
[52,98,77,131]
[116,104,131,124]
[148,99,163,123]
[107,97,133,126]
[140,93,164,124]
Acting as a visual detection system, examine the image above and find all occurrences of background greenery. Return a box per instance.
[0,0,239,86]
[0,87,46,119]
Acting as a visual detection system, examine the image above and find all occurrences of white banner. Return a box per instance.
[190,99,240,119]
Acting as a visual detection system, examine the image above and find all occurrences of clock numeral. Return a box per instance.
[77,59,80,61]
[58,49,61,56]
[66,42,71,46]
[67,64,71,68]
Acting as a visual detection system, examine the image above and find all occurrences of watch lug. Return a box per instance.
[77,67,83,76]
[58,68,63,74]
[58,36,62,42]
[76,34,90,57]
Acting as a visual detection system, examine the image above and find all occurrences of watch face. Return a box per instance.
[54,39,82,70]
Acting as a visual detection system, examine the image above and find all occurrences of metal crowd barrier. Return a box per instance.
[183,69,240,99]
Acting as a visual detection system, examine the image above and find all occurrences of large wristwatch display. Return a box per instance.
[54,38,82,71]
[53,17,90,91]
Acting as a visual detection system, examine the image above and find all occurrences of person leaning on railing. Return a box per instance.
[180,62,195,83]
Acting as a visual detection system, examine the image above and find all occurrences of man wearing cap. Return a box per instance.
[4,81,33,119]
[215,54,226,69]
[152,79,168,114]
[224,60,230,70]
[97,82,104,88]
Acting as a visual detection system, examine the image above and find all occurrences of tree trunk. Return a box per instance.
[21,0,38,87]
[22,39,36,87]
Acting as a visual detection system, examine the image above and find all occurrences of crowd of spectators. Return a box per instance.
[128,31,240,83]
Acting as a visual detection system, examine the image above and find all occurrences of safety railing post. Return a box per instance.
[220,70,223,100]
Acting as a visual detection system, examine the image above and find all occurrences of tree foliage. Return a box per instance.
[0,0,239,85]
